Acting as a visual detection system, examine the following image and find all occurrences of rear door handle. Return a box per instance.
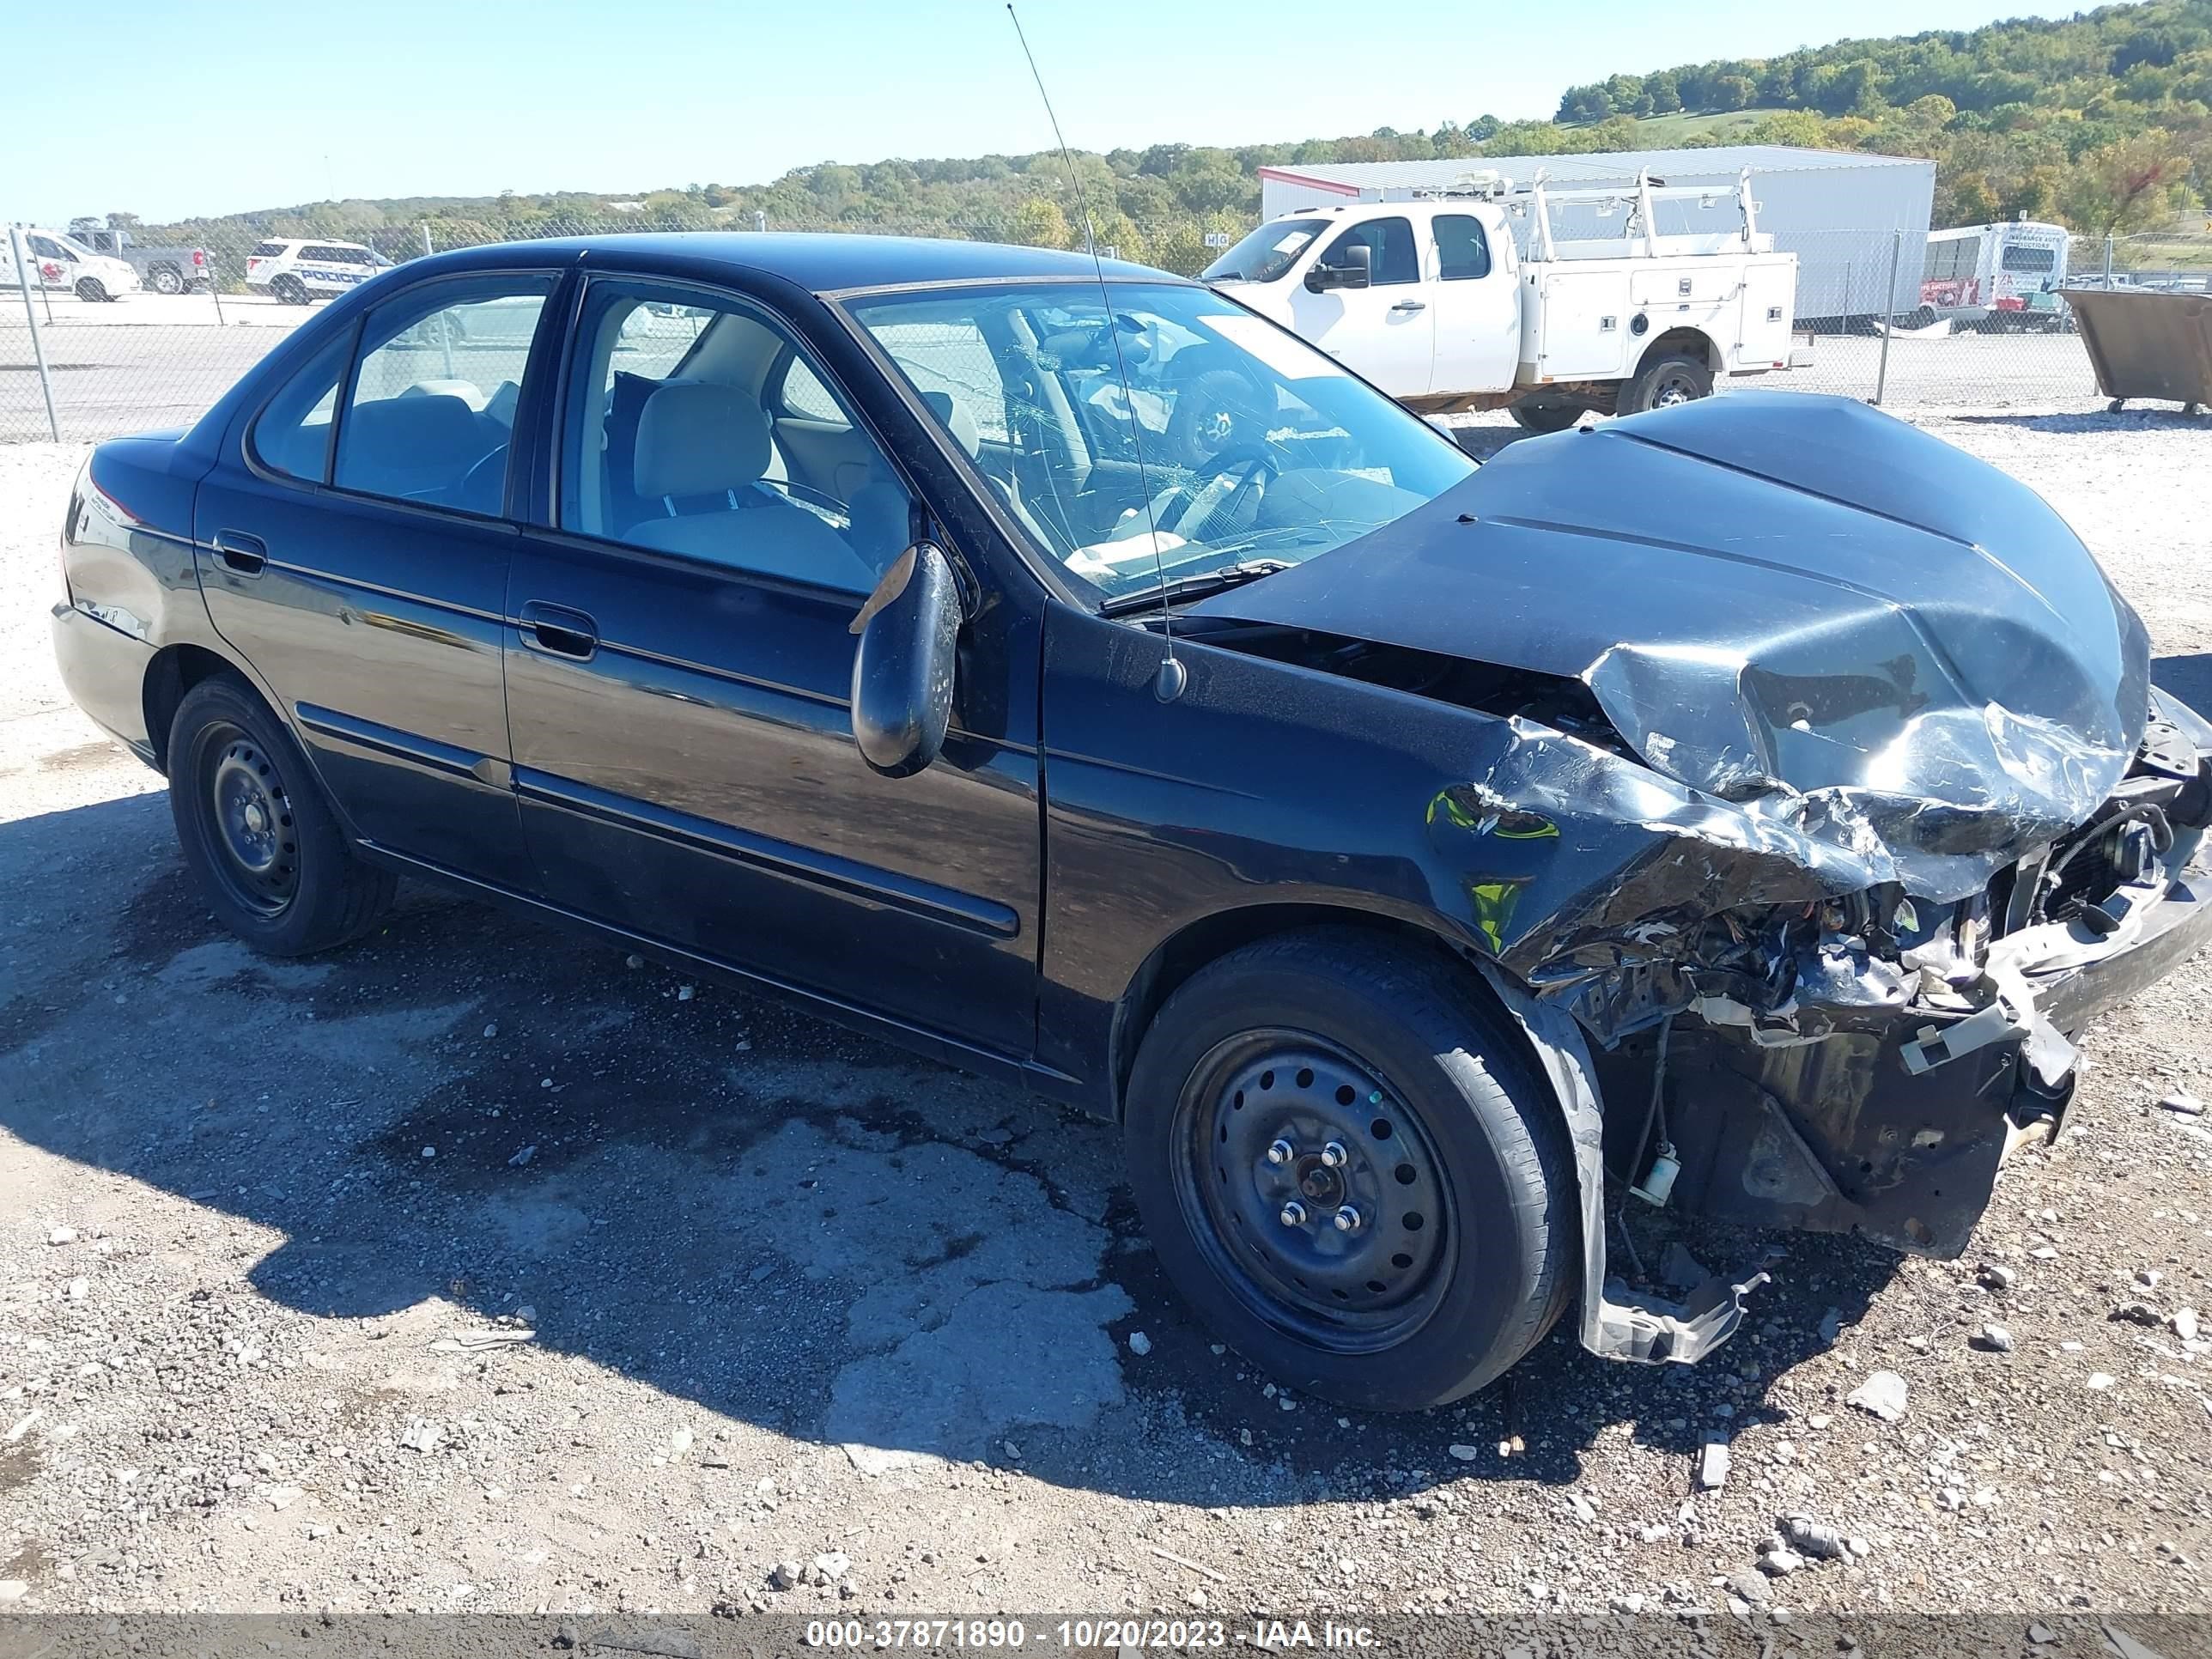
[518,600,599,661]
[1390,300,1428,313]
[210,530,267,575]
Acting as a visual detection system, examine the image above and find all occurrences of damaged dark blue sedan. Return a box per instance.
[51,234,2212,1411]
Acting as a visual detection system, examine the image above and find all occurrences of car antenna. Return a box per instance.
[1006,2,1186,702]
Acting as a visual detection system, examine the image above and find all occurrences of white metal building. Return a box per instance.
[1257,146,1936,322]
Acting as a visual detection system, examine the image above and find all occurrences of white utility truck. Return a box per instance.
[1204,171,1803,431]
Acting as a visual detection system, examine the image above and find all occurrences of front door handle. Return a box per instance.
[518,600,599,661]
[1390,300,1428,313]
[210,530,267,575]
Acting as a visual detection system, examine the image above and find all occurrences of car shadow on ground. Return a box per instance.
[2155,652,2212,714]
[1947,409,2209,433]
[1,784,1899,1507]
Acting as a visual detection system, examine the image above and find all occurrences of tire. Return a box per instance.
[1124,929,1576,1412]
[272,275,309,306]
[1167,367,1263,469]
[148,264,184,296]
[1620,350,1712,415]
[167,674,397,956]
[74,277,111,304]
[1506,400,1583,434]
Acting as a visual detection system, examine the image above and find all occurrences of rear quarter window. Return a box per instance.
[249,328,355,483]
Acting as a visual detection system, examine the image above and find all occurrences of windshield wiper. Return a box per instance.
[1098,559,1294,617]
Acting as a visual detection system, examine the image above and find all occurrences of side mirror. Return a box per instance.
[1304,241,1372,293]
[849,541,962,778]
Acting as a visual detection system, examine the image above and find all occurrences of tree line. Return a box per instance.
[1552,0,2210,233]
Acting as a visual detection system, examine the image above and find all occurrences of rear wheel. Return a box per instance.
[148,264,184,295]
[167,675,396,956]
[1124,930,1576,1411]
[272,274,309,306]
[1506,399,1584,434]
[1620,350,1712,414]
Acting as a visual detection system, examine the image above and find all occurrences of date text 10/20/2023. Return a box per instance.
[802,1619,1380,1649]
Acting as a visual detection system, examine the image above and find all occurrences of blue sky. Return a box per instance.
[19,0,2068,223]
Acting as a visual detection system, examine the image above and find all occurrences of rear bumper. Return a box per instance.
[52,601,157,765]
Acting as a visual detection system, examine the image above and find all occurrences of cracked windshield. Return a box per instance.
[849,283,1474,603]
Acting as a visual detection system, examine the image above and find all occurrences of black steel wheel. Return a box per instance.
[200,724,300,917]
[1174,1032,1453,1353]
[168,673,396,955]
[1125,929,1576,1411]
[74,277,111,304]
[1621,349,1713,414]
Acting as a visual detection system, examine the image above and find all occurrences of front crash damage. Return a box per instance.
[1188,393,2212,1365]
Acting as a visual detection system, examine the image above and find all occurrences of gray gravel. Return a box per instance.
[3,409,2212,1620]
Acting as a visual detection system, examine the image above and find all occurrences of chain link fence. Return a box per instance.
[8,216,2210,444]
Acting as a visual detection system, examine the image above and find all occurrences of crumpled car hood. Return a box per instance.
[1188,393,2151,901]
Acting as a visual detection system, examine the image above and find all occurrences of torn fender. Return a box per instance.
[1480,963,1768,1365]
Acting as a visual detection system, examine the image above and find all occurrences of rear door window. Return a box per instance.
[1434,215,1492,281]
[329,276,556,514]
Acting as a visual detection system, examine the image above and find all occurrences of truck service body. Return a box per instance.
[1207,173,1802,429]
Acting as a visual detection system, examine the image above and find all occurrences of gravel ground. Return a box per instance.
[4,409,2212,1629]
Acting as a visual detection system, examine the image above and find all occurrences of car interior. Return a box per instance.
[566,295,910,592]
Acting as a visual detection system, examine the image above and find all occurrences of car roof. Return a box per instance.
[411,232,1176,296]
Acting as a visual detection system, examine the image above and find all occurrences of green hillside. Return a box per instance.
[1552,0,2212,231]
[118,0,2210,275]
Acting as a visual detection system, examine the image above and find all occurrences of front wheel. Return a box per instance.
[1124,931,1576,1411]
[1620,350,1713,414]
[74,277,111,303]
[168,674,396,956]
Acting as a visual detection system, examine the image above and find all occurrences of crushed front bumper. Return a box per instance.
[1637,844,2212,1263]
[1505,842,2212,1368]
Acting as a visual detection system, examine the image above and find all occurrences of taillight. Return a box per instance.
[59,485,81,604]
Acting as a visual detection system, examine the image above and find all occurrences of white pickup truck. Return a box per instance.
[1204,173,1802,431]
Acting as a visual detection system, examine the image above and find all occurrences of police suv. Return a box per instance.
[243,239,391,304]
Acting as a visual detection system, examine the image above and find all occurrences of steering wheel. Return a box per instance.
[1166,441,1279,544]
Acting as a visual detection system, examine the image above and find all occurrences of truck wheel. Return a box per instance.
[74,277,112,304]
[1123,930,1576,1412]
[148,264,184,295]
[272,275,310,306]
[1620,351,1711,414]
[167,674,397,957]
[1168,368,1263,470]
[1507,400,1583,434]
